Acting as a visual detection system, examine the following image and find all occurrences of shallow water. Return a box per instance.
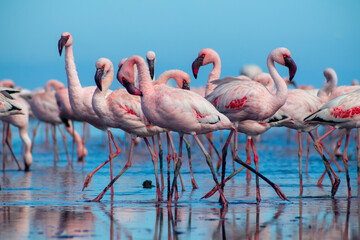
[1,124,359,239]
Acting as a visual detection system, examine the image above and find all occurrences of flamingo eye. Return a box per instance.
[283,55,287,58]
[102,64,105,68]
[67,35,70,39]
[122,77,126,81]
[201,54,205,58]
[183,80,186,83]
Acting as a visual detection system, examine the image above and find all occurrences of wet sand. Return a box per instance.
[0,125,359,239]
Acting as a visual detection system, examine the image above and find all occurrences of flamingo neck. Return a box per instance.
[267,56,287,109]
[154,70,181,87]
[45,80,65,92]
[64,44,82,96]
[318,75,337,101]
[132,56,155,96]
[205,58,221,97]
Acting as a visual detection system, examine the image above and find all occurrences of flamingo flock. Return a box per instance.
[1,31,359,206]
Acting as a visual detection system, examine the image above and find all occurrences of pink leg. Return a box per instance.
[203,130,288,201]
[157,133,165,191]
[232,130,238,172]
[245,137,252,180]
[4,123,22,171]
[145,137,162,202]
[45,123,49,148]
[342,131,352,197]
[168,134,184,206]
[183,136,198,189]
[309,131,341,196]
[82,130,121,191]
[168,133,185,194]
[30,121,40,153]
[305,134,311,173]
[92,137,134,202]
[166,132,172,200]
[50,125,59,165]
[57,125,72,167]
[318,131,345,185]
[251,138,261,202]
[297,132,303,196]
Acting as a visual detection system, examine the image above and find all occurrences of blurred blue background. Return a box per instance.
[0,0,359,90]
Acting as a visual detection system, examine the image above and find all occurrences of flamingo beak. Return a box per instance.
[95,67,105,91]
[123,79,143,96]
[147,59,155,80]
[192,56,204,79]
[284,56,297,81]
[58,36,68,56]
[182,82,190,90]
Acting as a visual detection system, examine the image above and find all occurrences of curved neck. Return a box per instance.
[318,74,337,100]
[64,44,82,95]
[205,57,221,97]
[154,70,182,87]
[131,56,154,96]
[267,55,288,107]
[45,80,65,92]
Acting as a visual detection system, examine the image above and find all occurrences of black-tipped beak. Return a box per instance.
[123,79,143,96]
[10,104,22,111]
[0,91,14,100]
[147,59,155,80]
[284,56,297,81]
[289,80,297,88]
[58,36,68,56]
[182,82,190,90]
[95,67,105,91]
[192,56,204,79]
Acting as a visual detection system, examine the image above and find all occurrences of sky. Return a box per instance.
[0,0,359,90]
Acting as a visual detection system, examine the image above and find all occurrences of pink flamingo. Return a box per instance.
[30,79,87,166]
[58,32,118,192]
[0,93,32,171]
[117,55,287,205]
[263,89,342,196]
[193,48,296,202]
[90,58,193,202]
[116,55,236,205]
[304,89,360,197]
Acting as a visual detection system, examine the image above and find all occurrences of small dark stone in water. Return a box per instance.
[143,180,154,188]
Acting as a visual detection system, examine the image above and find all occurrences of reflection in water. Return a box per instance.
[1,127,360,239]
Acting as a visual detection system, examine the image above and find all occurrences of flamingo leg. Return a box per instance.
[194,134,228,205]
[251,138,261,202]
[144,137,162,202]
[4,123,22,171]
[232,130,238,172]
[157,133,165,191]
[168,134,183,206]
[245,137,252,180]
[183,137,198,189]
[342,131,352,197]
[204,130,288,201]
[57,125,72,168]
[82,130,121,191]
[92,137,134,202]
[30,121,40,153]
[206,135,222,173]
[166,132,172,200]
[45,123,49,148]
[50,125,59,165]
[305,134,311,173]
[71,120,75,163]
[2,122,7,170]
[318,132,345,185]
[297,132,303,196]
[309,131,340,196]
[168,133,185,194]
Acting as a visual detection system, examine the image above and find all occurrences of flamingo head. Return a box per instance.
[192,48,220,79]
[94,58,112,91]
[58,32,72,56]
[146,51,156,80]
[174,70,191,90]
[117,58,143,97]
[323,68,336,83]
[272,48,297,81]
